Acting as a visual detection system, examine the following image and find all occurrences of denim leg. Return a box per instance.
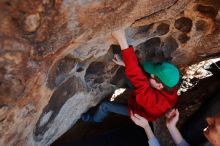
[93,101,128,122]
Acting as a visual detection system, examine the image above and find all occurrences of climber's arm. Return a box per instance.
[112,29,129,50]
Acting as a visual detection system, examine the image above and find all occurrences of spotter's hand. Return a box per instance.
[130,110,149,128]
[166,109,180,128]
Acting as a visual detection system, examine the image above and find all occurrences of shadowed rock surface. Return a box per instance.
[0,0,220,146]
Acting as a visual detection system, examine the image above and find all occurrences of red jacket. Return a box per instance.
[121,46,177,121]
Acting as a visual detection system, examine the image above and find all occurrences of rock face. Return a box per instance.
[0,0,220,146]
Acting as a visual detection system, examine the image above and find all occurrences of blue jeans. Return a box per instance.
[93,101,128,122]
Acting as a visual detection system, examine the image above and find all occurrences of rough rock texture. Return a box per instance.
[0,0,220,146]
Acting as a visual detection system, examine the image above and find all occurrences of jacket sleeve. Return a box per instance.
[148,137,161,146]
[121,47,160,113]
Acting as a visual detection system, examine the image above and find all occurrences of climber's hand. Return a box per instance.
[112,29,129,50]
[112,29,126,41]
[112,54,125,66]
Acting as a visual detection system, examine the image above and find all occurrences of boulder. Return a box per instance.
[0,0,219,145]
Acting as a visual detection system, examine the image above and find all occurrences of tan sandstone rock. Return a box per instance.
[0,0,219,146]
